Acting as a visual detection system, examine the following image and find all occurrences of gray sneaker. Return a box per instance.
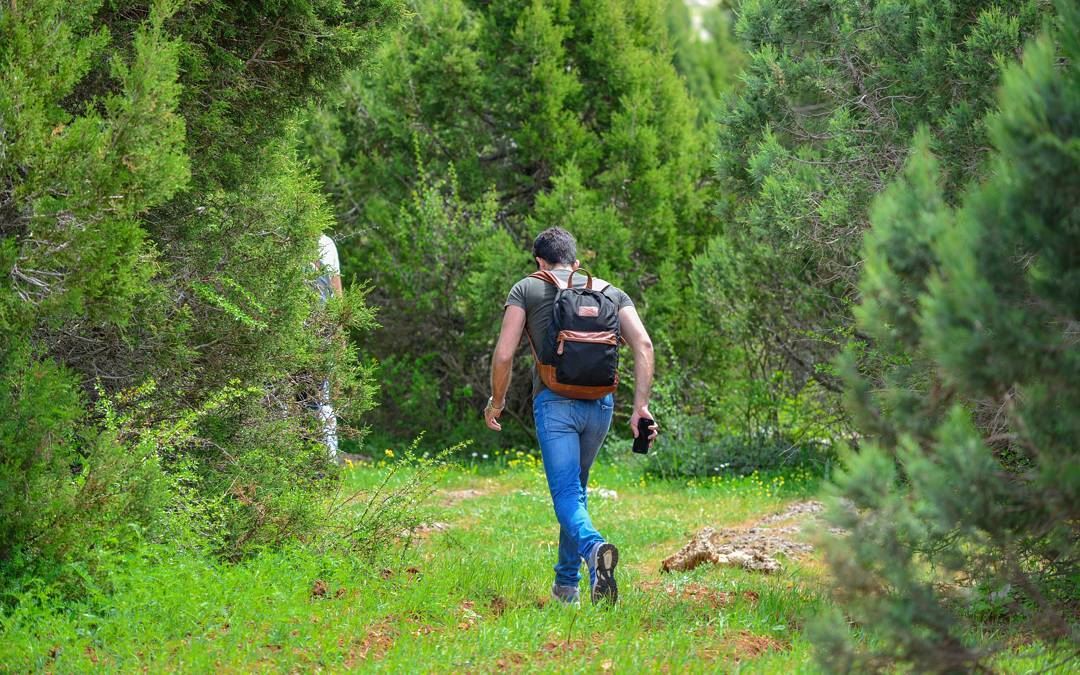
[588,543,619,605]
[550,583,580,605]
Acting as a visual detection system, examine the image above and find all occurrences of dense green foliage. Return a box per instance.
[2,0,180,573]
[3,0,1077,670]
[666,0,745,122]
[700,0,1053,437]
[1,0,401,584]
[304,0,710,447]
[815,6,1080,669]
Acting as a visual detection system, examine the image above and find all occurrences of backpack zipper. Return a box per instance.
[556,330,618,355]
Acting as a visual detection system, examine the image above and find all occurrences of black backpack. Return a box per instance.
[526,268,620,399]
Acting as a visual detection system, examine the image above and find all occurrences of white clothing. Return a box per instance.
[318,234,340,274]
[315,235,341,462]
[316,234,340,303]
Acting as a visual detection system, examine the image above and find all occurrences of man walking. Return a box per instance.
[484,227,658,605]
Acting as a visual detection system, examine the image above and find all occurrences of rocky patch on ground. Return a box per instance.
[661,501,824,573]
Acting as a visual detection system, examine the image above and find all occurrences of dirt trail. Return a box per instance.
[439,488,486,505]
[661,501,824,573]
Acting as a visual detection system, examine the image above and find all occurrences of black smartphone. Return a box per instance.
[632,417,654,454]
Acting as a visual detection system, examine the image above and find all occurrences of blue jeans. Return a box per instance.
[533,388,614,587]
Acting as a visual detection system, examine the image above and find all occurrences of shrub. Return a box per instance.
[0,352,167,587]
[635,350,836,479]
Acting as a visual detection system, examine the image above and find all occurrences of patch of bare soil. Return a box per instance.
[439,488,485,505]
[661,501,824,573]
[494,652,528,671]
[639,580,734,608]
[539,638,590,655]
[537,633,604,662]
[341,618,396,667]
[730,630,786,658]
[698,630,787,661]
[399,521,450,538]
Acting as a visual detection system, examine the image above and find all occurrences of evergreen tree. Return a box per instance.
[303,0,708,444]
[700,0,1052,436]
[1,0,401,582]
[815,4,1080,669]
[666,0,744,122]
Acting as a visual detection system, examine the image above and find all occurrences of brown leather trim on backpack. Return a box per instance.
[566,268,593,290]
[558,330,617,344]
[525,325,618,399]
[529,269,610,292]
[556,330,618,355]
[529,270,564,288]
[537,363,618,400]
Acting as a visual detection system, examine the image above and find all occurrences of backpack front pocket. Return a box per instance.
[555,330,618,386]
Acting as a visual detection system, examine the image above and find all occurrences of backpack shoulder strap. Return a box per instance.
[529,269,611,291]
[566,268,593,290]
[529,270,564,288]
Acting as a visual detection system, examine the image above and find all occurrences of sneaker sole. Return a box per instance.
[591,543,619,605]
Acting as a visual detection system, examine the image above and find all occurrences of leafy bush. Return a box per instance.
[0,354,167,587]
[626,348,836,479]
[642,431,833,480]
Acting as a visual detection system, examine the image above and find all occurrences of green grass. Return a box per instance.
[0,455,833,672]
[3,454,1065,672]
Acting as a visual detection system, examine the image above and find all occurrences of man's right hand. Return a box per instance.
[630,406,659,447]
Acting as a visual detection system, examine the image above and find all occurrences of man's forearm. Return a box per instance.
[632,341,654,411]
[490,355,513,407]
[487,306,526,413]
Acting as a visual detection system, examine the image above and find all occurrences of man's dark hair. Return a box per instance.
[532,227,577,265]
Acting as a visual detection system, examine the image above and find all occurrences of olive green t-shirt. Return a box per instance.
[504,269,634,398]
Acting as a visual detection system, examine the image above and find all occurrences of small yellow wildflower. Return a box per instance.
[385,448,394,458]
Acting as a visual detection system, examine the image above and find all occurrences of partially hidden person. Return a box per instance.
[314,233,343,463]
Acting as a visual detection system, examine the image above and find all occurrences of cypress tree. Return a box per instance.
[815,4,1080,669]
[1,0,402,580]
[304,0,708,444]
[699,0,1052,435]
